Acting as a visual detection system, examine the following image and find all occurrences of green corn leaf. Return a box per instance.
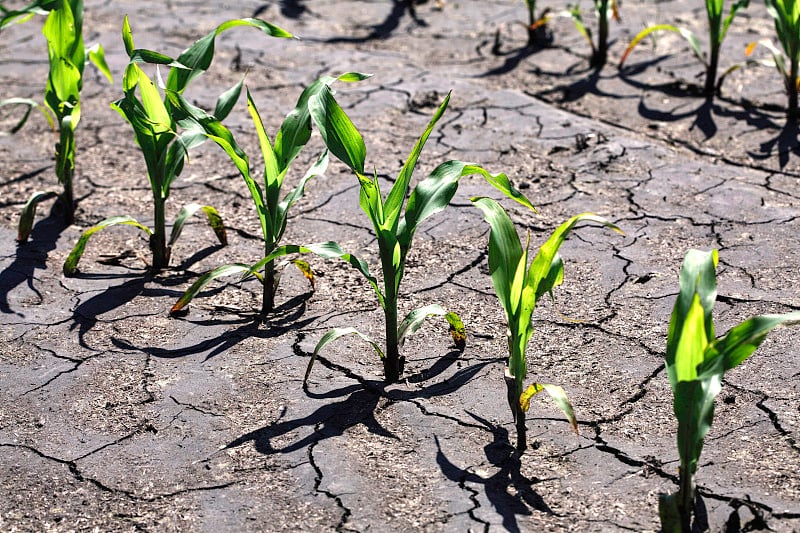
[86,43,112,84]
[470,197,525,318]
[383,92,451,231]
[63,216,152,275]
[170,263,251,315]
[214,78,244,121]
[666,249,718,388]
[17,190,59,243]
[245,88,281,196]
[274,72,370,171]
[168,203,227,247]
[519,382,578,434]
[0,0,49,29]
[720,0,750,42]
[305,327,384,385]
[397,303,448,347]
[166,18,293,93]
[122,15,134,56]
[308,84,367,175]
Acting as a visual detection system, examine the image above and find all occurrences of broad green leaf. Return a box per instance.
[122,15,134,56]
[383,92,451,231]
[470,196,524,317]
[397,304,447,347]
[275,150,329,241]
[274,72,370,171]
[305,327,384,384]
[519,382,578,434]
[666,249,718,388]
[17,190,58,243]
[245,88,280,198]
[673,294,710,382]
[214,78,244,121]
[63,216,152,275]
[168,203,227,247]
[721,0,750,42]
[308,84,367,175]
[170,263,251,315]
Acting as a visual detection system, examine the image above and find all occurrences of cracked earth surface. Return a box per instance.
[1,1,799,531]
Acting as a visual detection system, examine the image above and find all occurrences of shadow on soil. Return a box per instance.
[110,291,316,360]
[0,214,66,316]
[436,412,557,533]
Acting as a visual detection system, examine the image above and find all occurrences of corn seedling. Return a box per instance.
[0,0,111,238]
[661,249,800,532]
[63,15,292,275]
[563,0,620,67]
[746,0,800,119]
[471,197,621,452]
[303,85,535,383]
[166,73,369,316]
[619,0,749,97]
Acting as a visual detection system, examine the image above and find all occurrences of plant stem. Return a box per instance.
[383,297,401,383]
[527,0,537,47]
[151,196,169,270]
[704,45,720,97]
[677,463,695,532]
[591,1,609,68]
[262,261,276,315]
[55,129,76,225]
[789,57,799,121]
[505,370,527,452]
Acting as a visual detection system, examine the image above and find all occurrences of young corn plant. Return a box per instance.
[0,0,111,238]
[746,0,800,119]
[618,0,750,97]
[166,73,369,316]
[63,15,293,274]
[303,85,535,384]
[661,249,800,532]
[564,0,620,67]
[471,196,621,452]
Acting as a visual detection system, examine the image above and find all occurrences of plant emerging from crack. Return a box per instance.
[303,84,535,383]
[63,15,293,275]
[618,0,749,97]
[660,249,800,532]
[167,73,369,316]
[471,196,622,452]
[0,0,111,239]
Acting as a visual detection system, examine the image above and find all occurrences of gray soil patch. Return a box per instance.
[1,1,799,531]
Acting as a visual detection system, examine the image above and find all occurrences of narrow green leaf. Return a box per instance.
[122,15,134,56]
[305,327,383,385]
[17,190,59,243]
[63,216,152,275]
[170,263,250,315]
[0,97,55,133]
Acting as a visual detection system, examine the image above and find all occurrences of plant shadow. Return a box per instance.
[0,212,67,316]
[313,0,430,43]
[435,412,558,532]
[110,290,316,360]
[225,348,498,456]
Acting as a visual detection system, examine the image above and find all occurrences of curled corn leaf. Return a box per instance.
[17,190,58,243]
[63,216,152,276]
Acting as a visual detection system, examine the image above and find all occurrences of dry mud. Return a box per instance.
[1,1,799,532]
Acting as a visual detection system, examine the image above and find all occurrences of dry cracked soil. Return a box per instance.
[1,1,799,532]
